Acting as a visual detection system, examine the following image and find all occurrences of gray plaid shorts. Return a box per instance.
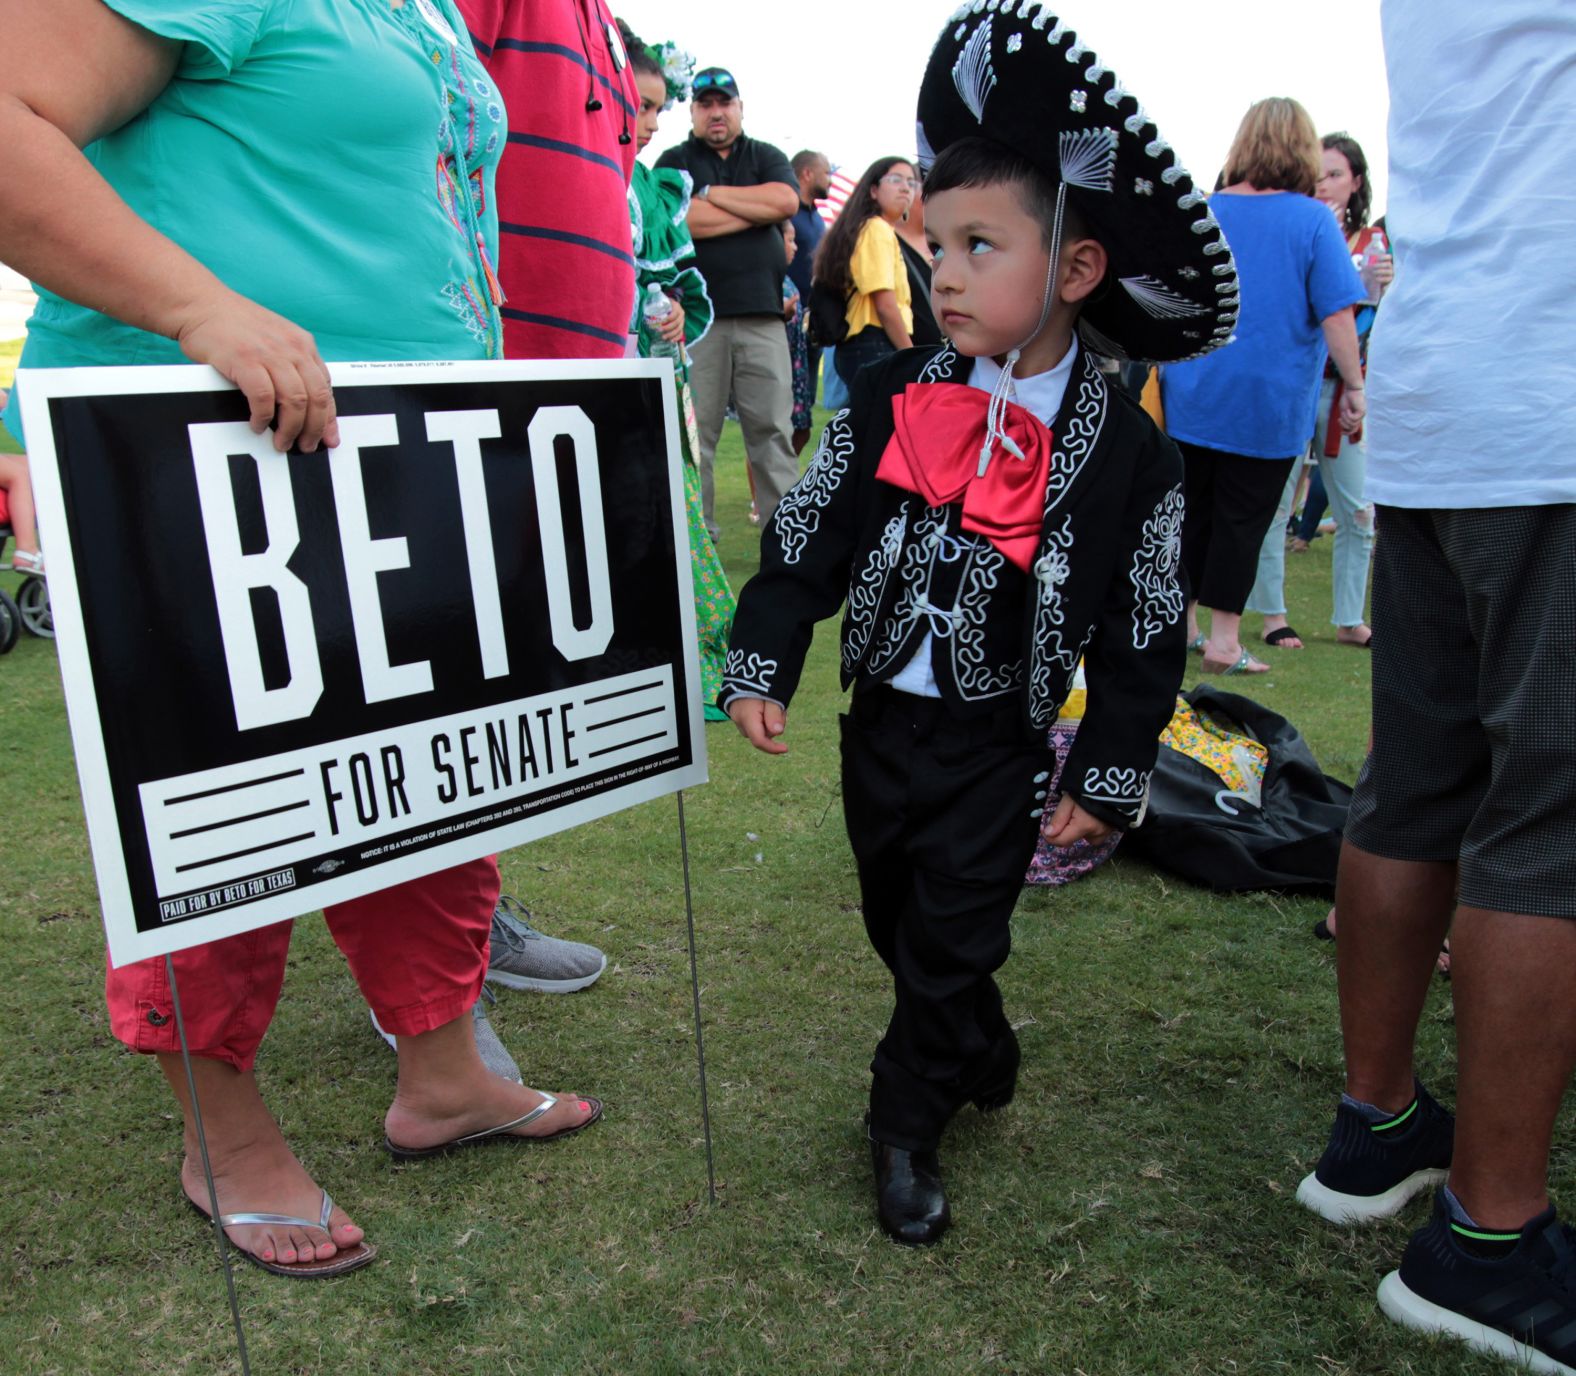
[1345,503,1576,918]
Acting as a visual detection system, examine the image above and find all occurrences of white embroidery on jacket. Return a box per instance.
[844,503,909,672]
[866,507,947,677]
[1080,765,1152,807]
[952,541,1021,697]
[721,649,779,696]
[769,407,853,565]
[920,342,959,384]
[1130,483,1185,649]
[1025,356,1108,727]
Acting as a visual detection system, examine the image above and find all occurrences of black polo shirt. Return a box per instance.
[656,132,796,318]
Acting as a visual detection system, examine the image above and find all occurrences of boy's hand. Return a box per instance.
[1044,794,1113,846]
[727,696,789,755]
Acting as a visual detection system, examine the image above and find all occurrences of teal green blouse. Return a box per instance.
[11,0,504,432]
[629,161,713,367]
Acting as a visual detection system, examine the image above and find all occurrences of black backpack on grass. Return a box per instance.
[1122,685,1354,896]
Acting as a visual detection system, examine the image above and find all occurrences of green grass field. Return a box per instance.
[0,401,1555,1376]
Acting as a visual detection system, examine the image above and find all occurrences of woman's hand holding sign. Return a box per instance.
[0,0,338,455]
[176,290,340,453]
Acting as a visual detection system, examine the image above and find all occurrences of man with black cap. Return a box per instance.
[656,66,800,539]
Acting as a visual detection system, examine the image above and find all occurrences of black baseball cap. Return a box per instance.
[692,67,740,100]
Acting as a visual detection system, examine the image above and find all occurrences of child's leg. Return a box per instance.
[0,452,39,556]
[870,869,1025,1150]
[841,689,1049,1153]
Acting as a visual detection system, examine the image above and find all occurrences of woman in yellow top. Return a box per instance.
[813,156,917,389]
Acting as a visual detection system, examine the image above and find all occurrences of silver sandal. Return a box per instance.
[190,1188,376,1278]
[385,1092,603,1161]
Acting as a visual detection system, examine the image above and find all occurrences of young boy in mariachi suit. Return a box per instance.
[721,3,1240,1246]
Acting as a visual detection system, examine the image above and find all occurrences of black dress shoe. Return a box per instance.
[871,1138,951,1246]
[970,1032,1021,1113]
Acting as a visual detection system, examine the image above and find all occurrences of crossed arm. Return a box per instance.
[688,181,798,240]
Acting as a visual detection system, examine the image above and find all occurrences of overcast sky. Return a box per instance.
[615,0,1390,215]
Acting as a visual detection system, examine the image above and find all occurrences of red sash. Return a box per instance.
[875,383,1052,572]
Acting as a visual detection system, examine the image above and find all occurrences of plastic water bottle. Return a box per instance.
[643,283,680,360]
[1359,228,1390,303]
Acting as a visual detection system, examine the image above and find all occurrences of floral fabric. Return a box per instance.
[630,161,734,720]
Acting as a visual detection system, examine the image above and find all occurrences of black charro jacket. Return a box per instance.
[720,341,1187,830]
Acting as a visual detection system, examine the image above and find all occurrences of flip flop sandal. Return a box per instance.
[1262,625,1303,648]
[1312,917,1335,941]
[385,1092,603,1162]
[188,1189,376,1279]
[1187,634,1206,654]
[1200,649,1267,676]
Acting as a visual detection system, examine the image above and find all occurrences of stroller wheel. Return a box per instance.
[0,587,19,653]
[16,575,51,638]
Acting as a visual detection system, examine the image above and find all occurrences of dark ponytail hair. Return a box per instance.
[812,155,914,296]
[1321,132,1372,234]
[616,18,662,81]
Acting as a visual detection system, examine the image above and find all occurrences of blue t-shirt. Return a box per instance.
[1161,192,1364,459]
[787,203,826,300]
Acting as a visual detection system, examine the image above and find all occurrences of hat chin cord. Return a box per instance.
[978,180,1067,478]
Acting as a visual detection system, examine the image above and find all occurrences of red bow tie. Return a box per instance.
[875,383,1053,572]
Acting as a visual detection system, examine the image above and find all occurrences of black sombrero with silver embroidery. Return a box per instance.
[917,1,1239,364]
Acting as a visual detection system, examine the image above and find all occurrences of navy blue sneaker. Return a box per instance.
[1379,1191,1576,1375]
[1297,1080,1453,1223]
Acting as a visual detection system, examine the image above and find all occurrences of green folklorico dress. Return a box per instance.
[630,162,735,721]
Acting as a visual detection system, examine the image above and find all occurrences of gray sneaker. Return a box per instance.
[486,895,607,993]
[368,987,522,1084]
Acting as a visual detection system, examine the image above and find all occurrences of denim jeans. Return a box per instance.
[833,329,897,389]
[1294,463,1329,541]
[1248,379,1376,626]
[821,347,851,410]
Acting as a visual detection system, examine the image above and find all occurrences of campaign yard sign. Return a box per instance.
[19,359,707,967]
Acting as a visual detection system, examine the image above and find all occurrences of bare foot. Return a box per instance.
[382,1010,597,1151]
[383,1077,597,1151]
[1261,616,1304,649]
[159,1056,364,1266]
[1202,643,1270,674]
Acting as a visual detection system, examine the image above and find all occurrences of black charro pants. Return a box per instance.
[841,685,1054,1153]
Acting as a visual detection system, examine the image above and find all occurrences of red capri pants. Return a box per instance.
[105,857,500,1073]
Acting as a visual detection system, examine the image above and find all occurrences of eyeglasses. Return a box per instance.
[881,174,921,189]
